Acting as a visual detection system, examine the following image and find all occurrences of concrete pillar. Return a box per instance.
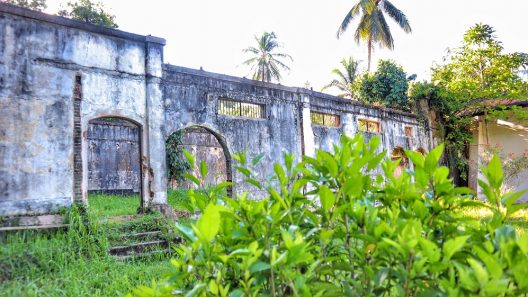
[300,93,315,158]
[144,36,167,208]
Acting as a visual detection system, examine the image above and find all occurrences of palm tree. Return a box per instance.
[322,57,361,99]
[336,0,411,71]
[242,32,293,83]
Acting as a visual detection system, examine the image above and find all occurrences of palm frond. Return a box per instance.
[381,0,411,33]
[377,13,394,49]
[337,2,363,38]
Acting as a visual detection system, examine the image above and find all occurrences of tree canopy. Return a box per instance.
[322,57,361,99]
[336,0,411,71]
[359,59,410,109]
[3,0,46,11]
[58,0,118,28]
[433,23,528,100]
[242,32,293,83]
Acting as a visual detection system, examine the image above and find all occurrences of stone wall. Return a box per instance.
[0,3,166,216]
[169,127,228,189]
[0,3,432,217]
[162,66,430,196]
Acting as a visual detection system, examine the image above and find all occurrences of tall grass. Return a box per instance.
[89,194,140,217]
[0,204,174,297]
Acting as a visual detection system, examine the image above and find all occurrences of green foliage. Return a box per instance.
[0,204,179,296]
[4,0,46,11]
[336,0,411,71]
[411,24,528,186]
[359,60,410,110]
[432,23,528,100]
[166,130,192,185]
[322,57,361,99]
[242,32,293,83]
[58,0,118,28]
[130,135,528,296]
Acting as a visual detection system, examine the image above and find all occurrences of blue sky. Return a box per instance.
[46,0,528,94]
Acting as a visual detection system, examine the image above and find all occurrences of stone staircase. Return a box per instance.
[107,225,182,261]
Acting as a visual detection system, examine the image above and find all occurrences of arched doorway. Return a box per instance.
[87,117,142,212]
[166,126,232,191]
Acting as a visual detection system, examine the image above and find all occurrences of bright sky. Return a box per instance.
[45,0,528,94]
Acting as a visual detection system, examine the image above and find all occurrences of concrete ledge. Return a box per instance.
[163,64,417,118]
[0,197,72,217]
[0,2,165,45]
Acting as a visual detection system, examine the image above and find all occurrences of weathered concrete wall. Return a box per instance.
[0,3,166,216]
[308,92,427,154]
[163,65,302,196]
[163,66,430,196]
[0,3,432,216]
[87,118,141,195]
[469,116,528,203]
[169,127,228,189]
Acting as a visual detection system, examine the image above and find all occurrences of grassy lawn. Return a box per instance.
[89,189,191,218]
[0,191,193,297]
[462,208,528,236]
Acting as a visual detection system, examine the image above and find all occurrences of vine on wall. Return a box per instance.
[166,130,191,187]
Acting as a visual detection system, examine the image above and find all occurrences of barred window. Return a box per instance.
[358,119,381,133]
[218,98,265,119]
[311,111,340,127]
[404,126,413,137]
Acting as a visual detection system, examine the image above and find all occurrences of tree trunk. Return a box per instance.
[367,38,372,72]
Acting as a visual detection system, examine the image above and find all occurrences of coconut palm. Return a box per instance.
[242,32,293,83]
[322,57,361,99]
[336,0,411,71]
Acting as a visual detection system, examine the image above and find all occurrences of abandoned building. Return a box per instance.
[0,3,432,217]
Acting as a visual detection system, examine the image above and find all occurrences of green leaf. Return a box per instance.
[235,166,251,177]
[196,204,220,243]
[274,163,287,186]
[252,153,264,166]
[183,150,195,167]
[405,150,424,168]
[249,261,271,273]
[468,258,489,287]
[420,238,441,263]
[319,151,338,177]
[443,235,470,261]
[487,154,504,188]
[176,224,197,242]
[199,161,208,179]
[474,246,502,279]
[319,186,335,213]
[425,144,444,173]
[183,173,201,186]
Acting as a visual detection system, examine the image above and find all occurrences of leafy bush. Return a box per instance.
[359,60,410,110]
[130,135,528,296]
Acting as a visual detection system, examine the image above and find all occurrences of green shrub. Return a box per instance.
[130,135,528,296]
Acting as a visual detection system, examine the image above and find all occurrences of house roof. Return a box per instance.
[456,99,528,116]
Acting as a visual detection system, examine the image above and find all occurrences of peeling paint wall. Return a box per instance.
[163,66,431,197]
[0,3,431,217]
[170,127,228,189]
[0,3,166,216]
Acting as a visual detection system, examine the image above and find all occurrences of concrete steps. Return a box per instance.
[108,230,181,260]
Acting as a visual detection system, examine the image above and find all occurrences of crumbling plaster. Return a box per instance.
[0,3,431,217]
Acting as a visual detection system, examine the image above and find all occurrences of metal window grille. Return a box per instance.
[358,119,381,133]
[310,111,340,127]
[218,98,265,119]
